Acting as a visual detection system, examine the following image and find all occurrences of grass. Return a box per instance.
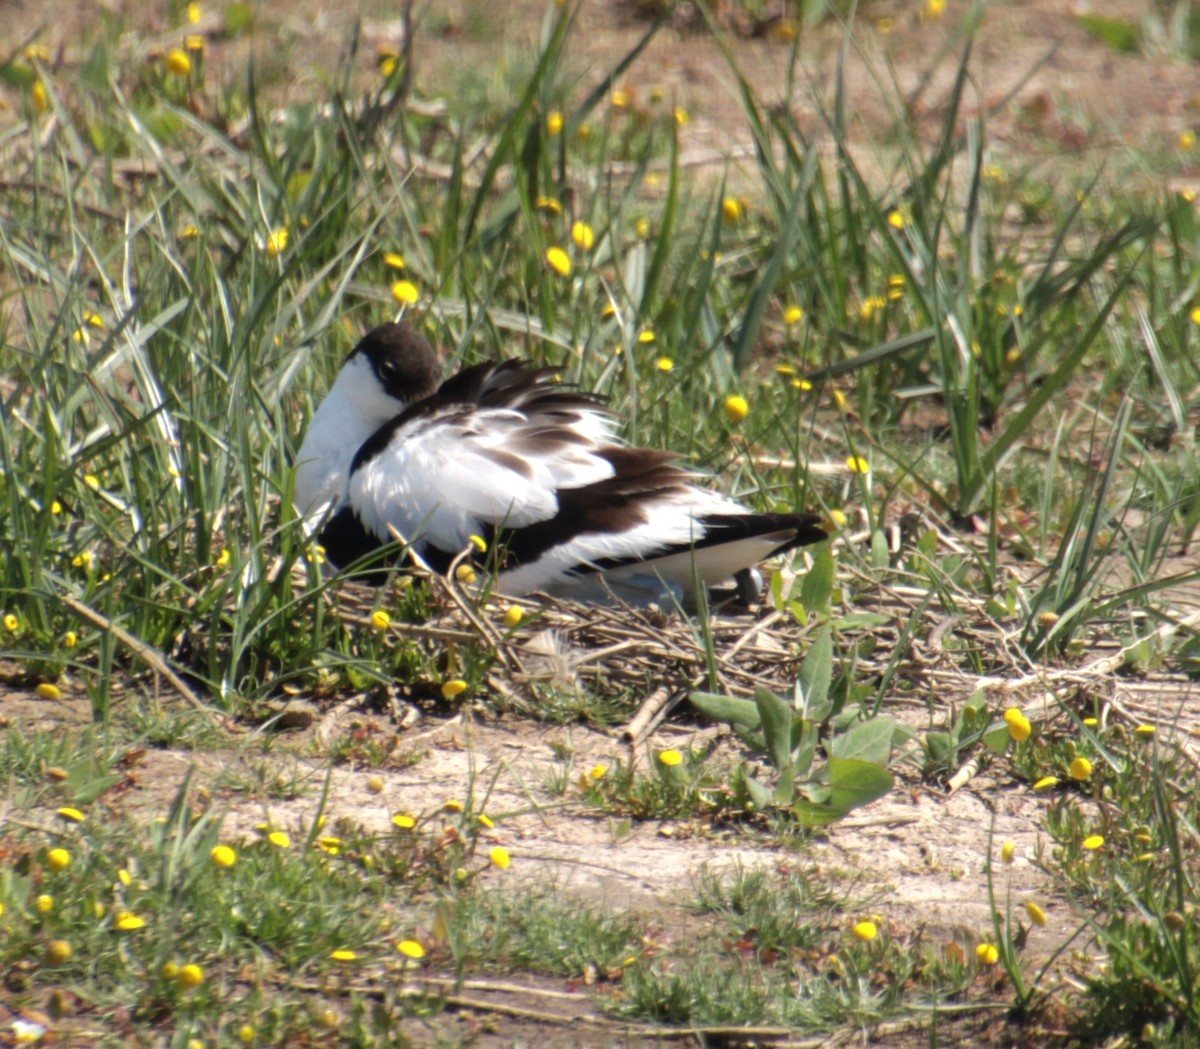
[2,0,1200,1044]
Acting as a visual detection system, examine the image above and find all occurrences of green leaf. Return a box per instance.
[983,725,1011,755]
[1076,14,1140,53]
[829,716,896,767]
[755,687,795,774]
[796,626,832,715]
[799,548,835,614]
[791,798,847,827]
[690,690,760,730]
[827,757,894,812]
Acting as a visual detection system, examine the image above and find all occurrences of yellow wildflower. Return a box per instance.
[638,330,655,344]
[535,196,562,215]
[31,80,49,114]
[187,2,202,23]
[1181,130,1196,151]
[211,845,237,868]
[46,940,73,965]
[398,939,426,959]
[571,221,595,251]
[1032,776,1058,791]
[36,895,54,913]
[611,88,631,110]
[383,252,406,269]
[975,943,999,965]
[391,280,418,305]
[724,394,749,424]
[165,49,192,77]
[329,949,357,963]
[115,911,146,931]
[783,305,804,325]
[391,813,416,829]
[503,605,524,628]
[489,846,511,869]
[36,683,63,701]
[673,105,689,127]
[846,456,869,474]
[1069,757,1093,781]
[263,227,288,256]
[267,831,291,848]
[722,197,743,224]
[1001,841,1015,864]
[441,679,468,699]
[215,548,231,569]
[57,807,85,822]
[656,357,673,372]
[887,210,905,230]
[1025,901,1048,927]
[46,848,71,872]
[658,749,683,767]
[1082,835,1104,851]
[546,110,564,136]
[1003,708,1032,742]
[545,246,571,277]
[177,963,205,987]
[852,920,878,941]
[370,610,391,632]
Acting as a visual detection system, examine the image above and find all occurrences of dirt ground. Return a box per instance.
[4,1,1200,1045]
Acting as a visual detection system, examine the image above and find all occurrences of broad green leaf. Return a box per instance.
[796,626,832,715]
[983,725,1011,755]
[829,716,896,766]
[791,798,847,827]
[799,548,835,614]
[827,757,894,812]
[690,690,760,730]
[755,687,794,774]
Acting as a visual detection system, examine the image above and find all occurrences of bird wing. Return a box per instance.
[347,397,618,558]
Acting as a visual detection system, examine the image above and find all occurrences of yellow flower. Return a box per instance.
[1180,130,1196,151]
[589,764,607,780]
[852,920,878,941]
[1025,901,1048,927]
[571,221,595,251]
[115,911,145,931]
[36,895,54,913]
[1069,757,1092,781]
[1001,840,1015,864]
[24,44,52,62]
[383,252,406,270]
[1135,724,1156,736]
[635,217,650,238]
[455,564,477,584]
[161,962,179,979]
[215,548,231,569]
[658,749,683,767]
[391,280,419,305]
[831,388,847,410]
[36,683,63,701]
[441,679,468,699]
[263,227,288,257]
[46,940,73,965]
[673,105,689,127]
[1192,307,1200,326]
[370,610,391,631]
[477,814,495,829]
[724,394,749,424]
[57,807,85,823]
[545,246,571,277]
[828,509,847,528]
[177,963,205,987]
[656,357,673,372]
[1082,717,1099,727]
[926,0,946,17]
[887,209,905,230]
[546,110,564,136]
[489,846,511,869]
[1003,708,1032,742]
[391,813,416,829]
[722,196,743,224]
[181,224,200,238]
[63,631,77,649]
[165,49,192,77]
[46,848,71,872]
[846,456,869,474]
[72,550,93,568]
[187,1,202,23]
[210,845,237,868]
[31,80,49,114]
[3,614,19,633]
[329,949,357,962]
[783,305,804,325]
[238,1026,255,1044]
[1032,776,1058,791]
[366,775,384,794]
[638,330,656,344]
[611,88,631,110]
[306,544,326,565]
[576,122,592,141]
[49,499,63,515]
[267,831,291,848]
[503,605,524,628]
[398,939,426,959]
[185,34,204,53]
[380,56,398,78]
[1082,834,1104,851]
[535,196,562,215]
[467,534,487,553]
[316,836,343,855]
[975,943,999,965]
[117,868,131,887]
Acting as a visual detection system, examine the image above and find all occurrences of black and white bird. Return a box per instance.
[294,322,827,604]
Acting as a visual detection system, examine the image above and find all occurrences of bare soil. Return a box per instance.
[4,1,1200,1045]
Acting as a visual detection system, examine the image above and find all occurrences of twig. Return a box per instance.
[58,592,224,725]
[623,686,676,745]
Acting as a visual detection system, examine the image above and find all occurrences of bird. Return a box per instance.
[294,322,828,605]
